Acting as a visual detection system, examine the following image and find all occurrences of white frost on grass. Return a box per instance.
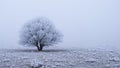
[0,49,120,68]
[85,58,97,63]
[109,57,120,62]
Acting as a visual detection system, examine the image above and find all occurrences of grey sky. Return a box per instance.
[0,0,120,50]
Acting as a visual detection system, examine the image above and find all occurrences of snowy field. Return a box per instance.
[0,48,120,68]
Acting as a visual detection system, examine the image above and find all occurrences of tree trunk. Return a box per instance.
[36,42,43,51]
[36,45,40,51]
[40,44,43,51]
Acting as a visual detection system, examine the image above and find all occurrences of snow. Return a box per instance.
[0,49,120,68]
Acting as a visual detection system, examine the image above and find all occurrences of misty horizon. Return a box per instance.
[0,0,120,51]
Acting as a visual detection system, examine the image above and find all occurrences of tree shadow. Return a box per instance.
[7,49,67,53]
[41,49,67,52]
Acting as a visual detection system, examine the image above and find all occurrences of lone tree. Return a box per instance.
[20,17,62,51]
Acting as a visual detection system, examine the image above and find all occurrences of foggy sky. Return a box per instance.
[0,0,120,50]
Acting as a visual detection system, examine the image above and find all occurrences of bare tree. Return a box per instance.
[20,17,62,51]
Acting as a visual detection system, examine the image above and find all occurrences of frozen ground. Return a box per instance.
[0,48,120,68]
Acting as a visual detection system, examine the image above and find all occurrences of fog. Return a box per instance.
[0,0,120,51]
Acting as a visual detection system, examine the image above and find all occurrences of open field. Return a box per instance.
[0,48,120,68]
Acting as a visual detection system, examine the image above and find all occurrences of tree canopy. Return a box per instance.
[20,17,63,51]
